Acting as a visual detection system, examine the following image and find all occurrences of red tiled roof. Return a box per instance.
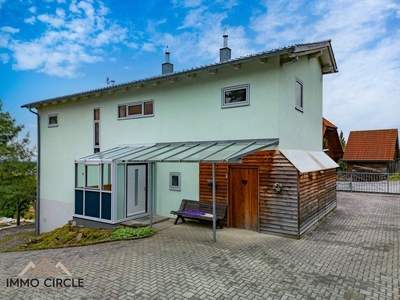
[342,129,399,161]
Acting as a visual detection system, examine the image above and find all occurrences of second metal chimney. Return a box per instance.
[162,46,174,74]
[220,30,231,62]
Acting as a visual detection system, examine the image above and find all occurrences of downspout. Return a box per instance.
[212,162,216,242]
[28,108,40,235]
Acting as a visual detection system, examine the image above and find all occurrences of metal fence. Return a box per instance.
[337,172,400,194]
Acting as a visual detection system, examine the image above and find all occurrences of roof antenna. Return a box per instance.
[106,77,115,86]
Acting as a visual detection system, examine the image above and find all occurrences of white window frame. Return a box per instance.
[48,114,59,127]
[94,108,100,153]
[169,172,181,191]
[118,100,154,120]
[295,77,304,112]
[221,84,250,108]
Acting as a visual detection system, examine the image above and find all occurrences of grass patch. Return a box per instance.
[111,227,156,240]
[389,174,400,181]
[1,224,156,252]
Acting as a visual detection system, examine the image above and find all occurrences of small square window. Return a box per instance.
[169,172,181,191]
[295,77,303,111]
[48,114,58,127]
[222,84,250,108]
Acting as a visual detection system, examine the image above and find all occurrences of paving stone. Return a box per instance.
[0,192,399,299]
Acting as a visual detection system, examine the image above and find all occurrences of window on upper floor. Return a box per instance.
[48,114,58,127]
[295,77,303,112]
[221,84,250,108]
[94,108,100,153]
[118,100,154,119]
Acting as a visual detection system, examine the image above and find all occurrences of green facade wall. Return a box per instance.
[38,54,324,232]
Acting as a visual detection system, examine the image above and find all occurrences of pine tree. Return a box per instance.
[339,130,346,151]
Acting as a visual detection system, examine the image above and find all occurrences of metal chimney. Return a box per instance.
[162,46,174,74]
[220,29,231,62]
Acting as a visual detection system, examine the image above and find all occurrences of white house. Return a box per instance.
[22,37,338,238]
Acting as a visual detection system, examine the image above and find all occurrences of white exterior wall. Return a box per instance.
[37,55,323,232]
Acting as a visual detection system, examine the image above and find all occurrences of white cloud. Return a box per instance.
[1,1,134,77]
[146,5,254,65]
[0,33,9,47]
[29,6,37,14]
[172,0,203,8]
[56,8,66,18]
[141,43,156,52]
[1,26,20,34]
[0,53,9,63]
[24,16,36,24]
[125,42,139,49]
[37,13,65,27]
[215,0,238,9]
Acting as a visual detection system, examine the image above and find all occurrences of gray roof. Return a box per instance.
[21,40,338,109]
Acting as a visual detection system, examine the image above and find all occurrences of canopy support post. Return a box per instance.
[149,162,154,227]
[212,162,216,242]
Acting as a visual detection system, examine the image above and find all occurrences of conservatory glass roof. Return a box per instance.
[75,139,279,164]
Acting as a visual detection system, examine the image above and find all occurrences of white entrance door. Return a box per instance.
[126,164,147,217]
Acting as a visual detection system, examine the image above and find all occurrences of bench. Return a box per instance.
[170,199,227,229]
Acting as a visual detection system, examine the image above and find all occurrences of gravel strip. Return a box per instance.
[0,223,35,252]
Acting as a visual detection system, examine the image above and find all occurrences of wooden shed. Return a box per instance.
[199,150,338,239]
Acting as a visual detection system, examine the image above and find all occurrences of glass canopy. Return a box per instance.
[75,139,279,164]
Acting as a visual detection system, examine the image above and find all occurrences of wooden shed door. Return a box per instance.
[229,167,258,231]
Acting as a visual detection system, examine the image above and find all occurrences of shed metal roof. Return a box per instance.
[76,139,279,164]
[280,149,338,173]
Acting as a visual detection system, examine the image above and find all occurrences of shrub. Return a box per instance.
[389,174,400,181]
[111,227,156,240]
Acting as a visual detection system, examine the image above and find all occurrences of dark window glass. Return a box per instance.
[224,88,246,103]
[49,116,58,125]
[94,109,100,120]
[94,123,99,146]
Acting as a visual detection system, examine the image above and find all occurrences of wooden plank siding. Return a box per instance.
[199,150,337,239]
[199,150,299,238]
[298,168,337,236]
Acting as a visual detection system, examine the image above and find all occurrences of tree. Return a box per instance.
[339,130,346,151]
[0,101,36,225]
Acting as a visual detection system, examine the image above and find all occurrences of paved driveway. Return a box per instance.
[0,192,399,300]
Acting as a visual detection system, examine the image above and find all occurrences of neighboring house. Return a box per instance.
[342,129,400,173]
[22,38,339,239]
[323,118,343,162]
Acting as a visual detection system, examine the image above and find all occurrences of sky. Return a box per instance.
[0,0,400,149]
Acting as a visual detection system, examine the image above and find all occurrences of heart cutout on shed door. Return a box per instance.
[241,179,248,185]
